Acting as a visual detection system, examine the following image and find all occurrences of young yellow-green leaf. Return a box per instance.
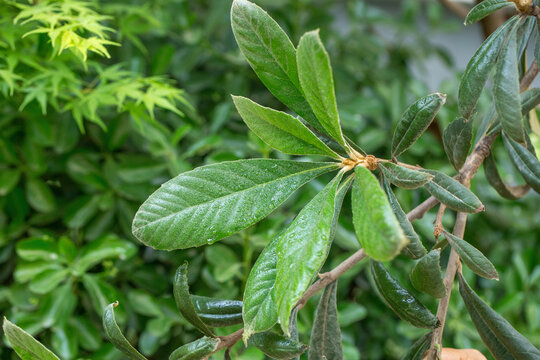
[173,263,215,337]
[230,0,323,132]
[379,162,433,189]
[169,337,220,360]
[190,295,243,327]
[444,231,498,280]
[3,318,60,360]
[249,331,308,360]
[502,133,540,193]
[370,261,439,329]
[297,30,346,146]
[458,273,540,359]
[459,16,518,119]
[232,96,338,158]
[465,0,513,26]
[391,93,446,158]
[401,332,433,360]
[275,172,344,334]
[382,178,426,259]
[352,166,408,261]
[308,281,343,360]
[494,23,525,144]
[410,249,446,298]
[520,88,540,115]
[484,152,530,199]
[443,117,473,171]
[102,303,148,360]
[243,237,279,342]
[421,169,484,213]
[133,159,338,250]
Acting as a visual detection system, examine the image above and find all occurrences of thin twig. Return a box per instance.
[433,203,447,239]
[209,249,367,355]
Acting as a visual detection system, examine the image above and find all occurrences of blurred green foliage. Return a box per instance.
[0,0,538,359]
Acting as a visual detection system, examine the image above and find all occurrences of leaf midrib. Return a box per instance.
[133,163,337,233]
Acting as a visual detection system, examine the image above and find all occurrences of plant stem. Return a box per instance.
[209,249,367,355]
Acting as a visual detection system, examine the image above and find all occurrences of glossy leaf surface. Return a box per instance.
[484,152,530,199]
[443,117,473,171]
[230,0,322,132]
[102,303,148,360]
[133,159,338,250]
[391,93,446,158]
[459,17,517,119]
[465,0,513,26]
[494,23,525,144]
[421,169,483,213]
[370,261,438,329]
[243,237,279,341]
[379,162,433,189]
[352,166,407,261]
[502,133,540,193]
[383,178,426,259]
[275,172,343,334]
[410,249,446,298]
[520,88,540,115]
[173,263,214,337]
[309,281,343,360]
[297,30,345,146]
[459,274,540,359]
[401,332,432,360]
[232,96,338,157]
[249,332,308,360]
[169,337,219,360]
[3,318,60,360]
[444,232,498,280]
[190,295,243,327]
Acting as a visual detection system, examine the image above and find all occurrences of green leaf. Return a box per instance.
[16,237,59,261]
[249,332,308,360]
[232,96,338,158]
[275,172,344,334]
[484,152,530,199]
[169,337,219,360]
[352,166,407,261]
[243,236,279,342]
[494,22,525,144]
[458,273,540,359]
[29,268,69,294]
[465,0,513,26]
[391,93,446,158]
[421,169,484,213]
[308,281,343,360]
[69,316,102,352]
[15,262,63,283]
[190,295,243,327]
[230,0,323,133]
[64,195,101,229]
[0,168,20,196]
[459,16,518,119]
[443,117,473,171]
[51,324,77,360]
[2,318,60,360]
[102,302,148,360]
[297,30,346,146]
[370,260,439,329]
[133,159,338,250]
[520,88,540,115]
[410,249,446,298]
[382,178,426,259]
[502,133,540,193]
[400,332,433,360]
[173,263,215,337]
[73,235,137,275]
[379,162,433,189]
[25,177,56,213]
[444,231,498,280]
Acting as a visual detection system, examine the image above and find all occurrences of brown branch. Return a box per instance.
[209,249,367,355]
[433,203,447,239]
[439,0,470,19]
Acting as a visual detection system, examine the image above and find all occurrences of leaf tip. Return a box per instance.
[473,204,485,213]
